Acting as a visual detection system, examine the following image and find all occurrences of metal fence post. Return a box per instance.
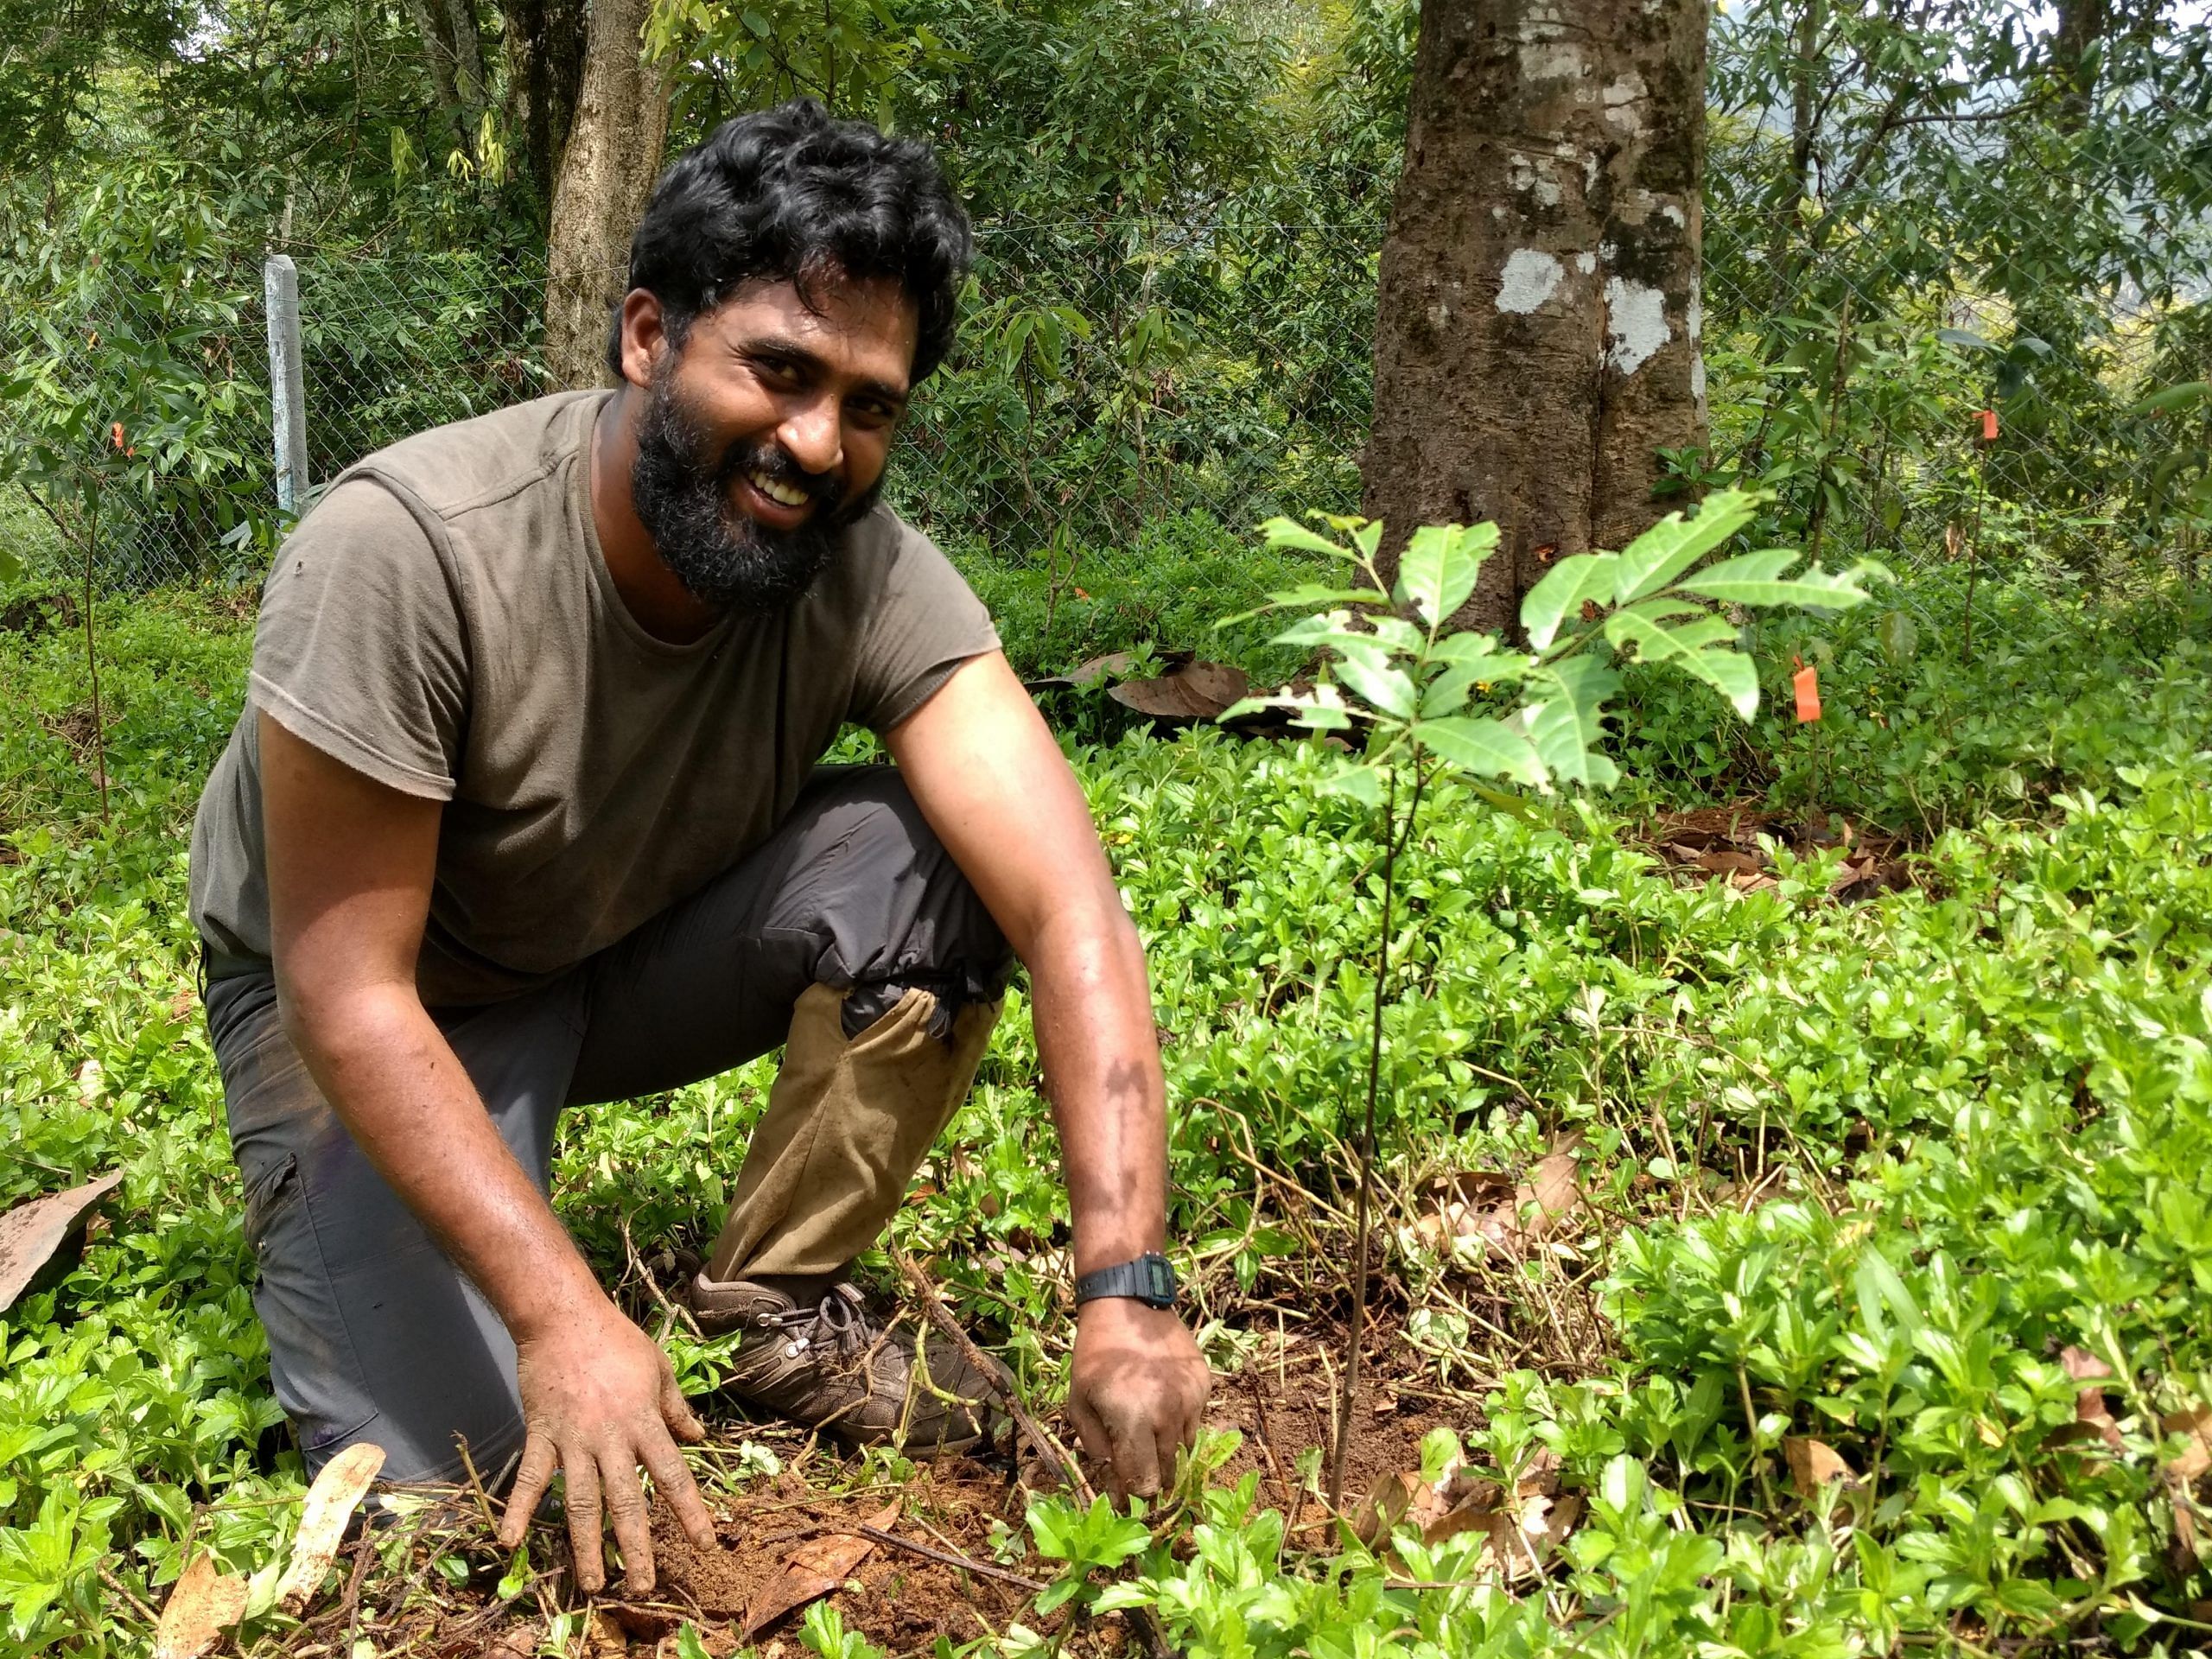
[264,253,309,516]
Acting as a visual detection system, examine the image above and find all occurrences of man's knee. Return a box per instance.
[787,766,1014,1039]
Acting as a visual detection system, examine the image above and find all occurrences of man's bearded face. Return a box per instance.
[629,353,882,613]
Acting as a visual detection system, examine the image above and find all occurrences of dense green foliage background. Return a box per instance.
[6,0,2212,1651]
[3,563,2210,1651]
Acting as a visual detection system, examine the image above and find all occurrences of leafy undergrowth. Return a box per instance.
[3,581,2211,1656]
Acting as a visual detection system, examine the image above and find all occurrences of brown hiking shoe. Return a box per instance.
[685,1274,1009,1454]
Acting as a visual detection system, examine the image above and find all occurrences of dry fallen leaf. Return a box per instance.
[1109,660,1251,721]
[741,1501,899,1637]
[2060,1345,2115,1382]
[1784,1436,1856,1499]
[587,1608,630,1656]
[1519,1134,1583,1239]
[276,1442,387,1615]
[1356,1470,1441,1547]
[153,1552,248,1659]
[1416,1141,1582,1263]
[1491,1490,1581,1582]
[1688,846,1766,877]
[0,1172,124,1313]
[1423,1472,1503,1546]
[2053,1347,2125,1451]
[2164,1404,2212,1484]
[1025,650,1145,692]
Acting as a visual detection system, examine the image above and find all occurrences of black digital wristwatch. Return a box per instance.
[1074,1252,1179,1310]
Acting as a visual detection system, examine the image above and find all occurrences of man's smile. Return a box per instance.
[745,466,811,509]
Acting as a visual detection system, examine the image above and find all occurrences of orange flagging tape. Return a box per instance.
[1793,658,1822,723]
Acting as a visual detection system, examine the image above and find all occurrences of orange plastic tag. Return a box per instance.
[1792,658,1822,723]
[1980,409,1999,442]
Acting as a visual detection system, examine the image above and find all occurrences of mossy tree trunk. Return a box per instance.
[1361,0,1709,634]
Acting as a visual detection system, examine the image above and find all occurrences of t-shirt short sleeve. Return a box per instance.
[849,520,1001,733]
[250,477,470,799]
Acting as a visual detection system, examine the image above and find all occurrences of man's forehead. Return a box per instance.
[707,273,918,354]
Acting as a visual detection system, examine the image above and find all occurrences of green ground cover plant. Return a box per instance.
[1,565,2209,1655]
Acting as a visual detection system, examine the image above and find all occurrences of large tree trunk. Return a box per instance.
[502,0,589,217]
[543,0,670,390]
[1361,0,1709,636]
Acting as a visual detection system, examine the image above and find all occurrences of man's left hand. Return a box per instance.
[1066,1297,1211,1501]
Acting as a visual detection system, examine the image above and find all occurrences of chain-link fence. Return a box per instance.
[6,181,2203,649]
[280,204,1382,589]
[1700,189,2209,658]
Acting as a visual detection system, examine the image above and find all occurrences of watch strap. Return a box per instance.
[1075,1252,1179,1309]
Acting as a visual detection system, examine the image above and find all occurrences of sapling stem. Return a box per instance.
[22,482,111,824]
[1328,747,1427,1510]
[80,486,109,826]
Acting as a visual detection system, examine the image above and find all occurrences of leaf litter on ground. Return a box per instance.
[276,1441,386,1615]
[1411,1132,1585,1263]
[741,1500,901,1637]
[151,1551,248,1659]
[0,1169,123,1312]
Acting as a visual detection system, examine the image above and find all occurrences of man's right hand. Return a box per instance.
[499,1298,718,1593]
[261,714,719,1590]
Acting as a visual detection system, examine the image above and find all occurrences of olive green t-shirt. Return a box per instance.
[188,390,1000,1006]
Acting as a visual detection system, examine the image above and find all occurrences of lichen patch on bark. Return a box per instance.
[1497,249,1567,313]
[1604,276,1670,375]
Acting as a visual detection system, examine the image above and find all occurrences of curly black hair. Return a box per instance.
[609,99,972,383]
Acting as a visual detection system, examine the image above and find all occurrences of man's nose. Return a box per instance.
[776,395,844,478]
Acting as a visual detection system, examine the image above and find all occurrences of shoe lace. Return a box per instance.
[757,1282,874,1363]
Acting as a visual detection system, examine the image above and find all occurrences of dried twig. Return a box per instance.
[892,1248,1085,1494]
[892,1249,1178,1659]
[454,1434,500,1535]
[621,1211,702,1343]
[99,1566,159,1627]
[1330,755,1430,1510]
[1242,1366,1300,1523]
[855,1523,1047,1592]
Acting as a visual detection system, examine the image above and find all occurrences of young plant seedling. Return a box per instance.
[1217,486,1882,1504]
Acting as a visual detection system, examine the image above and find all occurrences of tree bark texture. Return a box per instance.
[1361,0,1708,635]
[404,0,472,159]
[543,0,670,389]
[445,0,491,134]
[503,0,589,216]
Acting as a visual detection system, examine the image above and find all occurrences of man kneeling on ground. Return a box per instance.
[188,99,1211,1595]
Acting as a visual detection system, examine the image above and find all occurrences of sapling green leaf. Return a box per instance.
[1259,517,1362,563]
[1317,765,1386,806]
[1213,582,1389,626]
[1414,715,1547,787]
[1603,610,1762,719]
[1332,641,1417,719]
[1395,522,1498,629]
[1420,633,1531,719]
[1522,555,1618,651]
[1611,489,1762,602]
[1522,657,1624,788]
[1679,547,1879,607]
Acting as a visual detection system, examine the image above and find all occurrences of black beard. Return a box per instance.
[628,368,880,613]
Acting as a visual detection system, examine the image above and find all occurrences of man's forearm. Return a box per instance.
[1021,897,1168,1275]
[283,981,602,1338]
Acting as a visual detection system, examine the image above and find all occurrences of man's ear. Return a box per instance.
[618,289,670,390]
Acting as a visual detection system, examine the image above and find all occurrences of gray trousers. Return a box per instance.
[206,767,1011,1482]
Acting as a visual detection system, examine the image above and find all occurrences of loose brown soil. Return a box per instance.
[1640,799,1915,900]
[261,1312,1484,1657]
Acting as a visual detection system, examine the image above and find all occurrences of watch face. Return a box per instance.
[1142,1255,1178,1306]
